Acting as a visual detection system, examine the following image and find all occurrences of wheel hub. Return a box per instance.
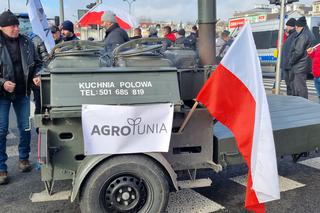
[103,175,147,212]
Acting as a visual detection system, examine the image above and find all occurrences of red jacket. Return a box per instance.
[308,46,320,78]
[165,33,176,42]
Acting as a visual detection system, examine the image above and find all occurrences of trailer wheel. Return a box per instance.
[80,155,169,213]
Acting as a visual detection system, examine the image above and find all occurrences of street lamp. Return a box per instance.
[7,0,10,10]
[123,0,136,15]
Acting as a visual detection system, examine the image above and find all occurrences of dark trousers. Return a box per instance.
[293,72,308,99]
[0,96,31,172]
[284,70,294,95]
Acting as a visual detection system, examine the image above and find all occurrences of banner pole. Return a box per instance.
[178,101,199,134]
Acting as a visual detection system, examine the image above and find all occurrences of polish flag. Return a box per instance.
[196,24,280,212]
[79,11,135,30]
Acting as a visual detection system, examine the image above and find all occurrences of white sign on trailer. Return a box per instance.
[82,103,174,155]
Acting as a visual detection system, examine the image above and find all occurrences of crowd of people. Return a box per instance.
[281,16,317,100]
[214,16,320,101]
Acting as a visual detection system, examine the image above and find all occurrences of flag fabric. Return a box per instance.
[78,6,138,30]
[196,24,280,212]
[27,0,55,52]
[79,11,133,30]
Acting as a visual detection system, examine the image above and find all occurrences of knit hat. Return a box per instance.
[0,10,19,27]
[61,20,74,33]
[286,18,296,27]
[296,16,307,27]
[101,11,117,23]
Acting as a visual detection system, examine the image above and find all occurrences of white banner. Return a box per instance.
[82,104,174,155]
[27,0,55,52]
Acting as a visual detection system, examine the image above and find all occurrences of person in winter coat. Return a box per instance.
[162,26,176,43]
[216,30,233,63]
[0,10,42,185]
[61,20,79,42]
[130,27,142,40]
[50,25,63,45]
[175,29,186,46]
[184,25,198,50]
[289,16,315,99]
[101,11,130,53]
[148,26,158,38]
[27,32,49,116]
[281,18,297,95]
[307,44,320,102]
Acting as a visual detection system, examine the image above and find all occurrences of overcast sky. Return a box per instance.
[0,0,316,22]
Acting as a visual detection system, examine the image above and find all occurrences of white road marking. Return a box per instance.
[166,188,225,213]
[299,157,320,170]
[7,145,18,157]
[230,175,305,192]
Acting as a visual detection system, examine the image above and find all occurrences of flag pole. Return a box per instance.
[178,101,199,133]
[312,43,320,49]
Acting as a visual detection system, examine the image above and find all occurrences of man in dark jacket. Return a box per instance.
[175,29,186,46]
[148,26,158,38]
[281,18,297,95]
[101,11,129,53]
[61,20,79,42]
[50,25,63,45]
[184,25,198,50]
[130,27,142,40]
[289,16,315,99]
[27,32,49,116]
[0,10,42,185]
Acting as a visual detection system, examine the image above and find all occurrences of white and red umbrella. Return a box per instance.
[79,9,138,30]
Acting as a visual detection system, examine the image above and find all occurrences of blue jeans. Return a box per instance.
[314,77,320,97]
[0,96,31,172]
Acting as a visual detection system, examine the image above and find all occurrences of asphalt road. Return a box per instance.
[2,86,320,213]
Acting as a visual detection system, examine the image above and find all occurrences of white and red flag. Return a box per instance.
[79,7,138,30]
[196,24,280,212]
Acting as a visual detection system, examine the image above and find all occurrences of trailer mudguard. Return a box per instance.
[71,153,178,202]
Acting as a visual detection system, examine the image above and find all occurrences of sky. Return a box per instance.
[0,0,316,23]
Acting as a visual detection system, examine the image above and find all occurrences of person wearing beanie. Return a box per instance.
[281,18,297,95]
[61,20,79,41]
[175,28,186,46]
[288,16,315,99]
[101,10,129,53]
[296,16,307,28]
[0,10,42,185]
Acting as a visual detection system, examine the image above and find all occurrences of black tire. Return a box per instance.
[80,155,169,213]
